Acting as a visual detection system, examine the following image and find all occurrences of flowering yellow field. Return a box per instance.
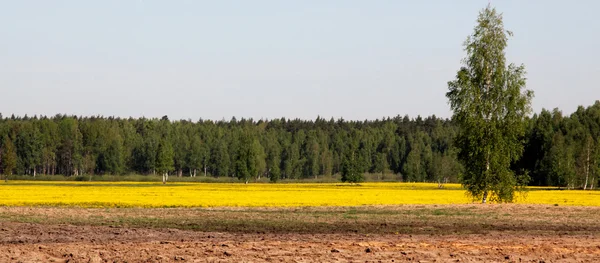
[0,181,598,207]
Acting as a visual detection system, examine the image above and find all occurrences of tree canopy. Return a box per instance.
[0,103,598,189]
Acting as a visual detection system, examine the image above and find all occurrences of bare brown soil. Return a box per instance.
[1,205,599,262]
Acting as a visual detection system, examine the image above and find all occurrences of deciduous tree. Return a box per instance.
[1,136,17,181]
[446,6,533,203]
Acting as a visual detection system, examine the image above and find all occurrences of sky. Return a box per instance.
[1,1,599,121]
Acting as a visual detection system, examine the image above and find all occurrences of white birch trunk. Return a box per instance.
[584,143,590,190]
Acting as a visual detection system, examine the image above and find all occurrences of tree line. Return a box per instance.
[0,102,598,187]
[0,114,460,184]
[521,104,600,189]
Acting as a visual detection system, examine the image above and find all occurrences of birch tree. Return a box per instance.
[156,139,174,184]
[447,5,533,203]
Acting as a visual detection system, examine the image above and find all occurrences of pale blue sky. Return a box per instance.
[1,1,599,121]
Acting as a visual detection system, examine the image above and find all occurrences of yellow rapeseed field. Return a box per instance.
[0,181,599,207]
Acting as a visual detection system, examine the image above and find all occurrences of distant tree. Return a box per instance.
[82,152,96,177]
[404,144,422,182]
[320,147,333,177]
[156,139,174,184]
[95,125,125,175]
[188,134,208,177]
[252,138,267,180]
[172,124,190,177]
[547,132,572,188]
[304,134,320,178]
[404,133,428,182]
[234,132,256,183]
[15,122,42,176]
[119,120,139,174]
[446,6,533,203]
[283,142,300,179]
[38,119,58,175]
[104,131,125,175]
[268,152,281,182]
[374,152,388,180]
[389,136,407,175]
[341,151,364,184]
[520,109,555,186]
[430,150,462,188]
[264,132,282,182]
[213,140,230,177]
[1,136,17,181]
[581,134,594,190]
[234,151,249,183]
[56,118,83,176]
[357,136,373,175]
[143,132,160,174]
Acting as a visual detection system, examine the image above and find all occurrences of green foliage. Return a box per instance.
[15,122,42,175]
[1,100,599,188]
[252,138,267,179]
[234,131,262,183]
[97,127,125,175]
[341,151,364,183]
[156,139,174,174]
[265,131,282,182]
[188,134,208,176]
[447,6,533,203]
[57,117,83,176]
[1,136,17,176]
[213,140,230,177]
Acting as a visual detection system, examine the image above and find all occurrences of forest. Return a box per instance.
[0,101,599,188]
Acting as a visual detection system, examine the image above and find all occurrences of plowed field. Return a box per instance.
[1,205,599,262]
